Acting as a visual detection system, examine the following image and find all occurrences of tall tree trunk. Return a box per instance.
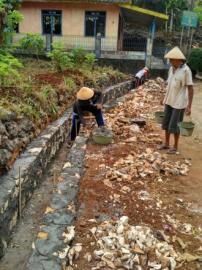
[169,9,174,33]
[165,7,168,32]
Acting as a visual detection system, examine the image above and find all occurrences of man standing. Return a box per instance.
[159,46,194,154]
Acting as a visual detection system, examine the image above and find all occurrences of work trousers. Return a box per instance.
[70,108,104,141]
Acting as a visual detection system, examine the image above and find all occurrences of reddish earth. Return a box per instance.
[71,82,202,270]
[35,69,84,86]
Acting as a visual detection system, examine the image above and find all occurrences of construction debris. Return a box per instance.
[88,216,180,270]
[65,78,202,270]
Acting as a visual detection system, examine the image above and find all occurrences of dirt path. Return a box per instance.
[179,82,202,212]
[71,81,202,270]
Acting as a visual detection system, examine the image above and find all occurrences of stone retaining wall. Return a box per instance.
[0,80,133,259]
[27,136,88,270]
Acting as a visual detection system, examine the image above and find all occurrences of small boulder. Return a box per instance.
[5,121,19,138]
[0,121,8,136]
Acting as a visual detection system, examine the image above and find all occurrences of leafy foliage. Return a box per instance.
[19,33,44,59]
[194,0,202,25]
[0,49,22,85]
[0,0,23,44]
[70,47,86,68]
[63,77,76,91]
[188,48,202,72]
[48,41,73,72]
[84,53,96,69]
[133,0,188,12]
[48,43,96,72]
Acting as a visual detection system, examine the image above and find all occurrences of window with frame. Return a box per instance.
[42,10,62,35]
[85,11,106,37]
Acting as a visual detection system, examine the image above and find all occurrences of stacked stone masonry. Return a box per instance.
[0,80,133,261]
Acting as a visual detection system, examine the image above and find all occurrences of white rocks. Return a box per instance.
[130,124,141,134]
[84,252,92,262]
[88,216,179,270]
[119,216,129,225]
[68,244,82,265]
[63,226,75,244]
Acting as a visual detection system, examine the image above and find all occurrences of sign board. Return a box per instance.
[181,11,198,28]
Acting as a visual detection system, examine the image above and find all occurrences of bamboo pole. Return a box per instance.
[19,167,22,221]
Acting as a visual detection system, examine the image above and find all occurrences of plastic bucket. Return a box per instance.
[178,121,195,137]
[155,111,165,124]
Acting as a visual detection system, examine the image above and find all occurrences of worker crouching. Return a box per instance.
[133,67,149,88]
[70,87,105,141]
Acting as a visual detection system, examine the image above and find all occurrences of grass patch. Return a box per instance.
[0,58,128,127]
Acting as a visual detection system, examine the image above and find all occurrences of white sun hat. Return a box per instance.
[164,46,186,60]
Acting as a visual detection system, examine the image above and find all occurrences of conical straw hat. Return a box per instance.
[77,87,94,100]
[164,46,186,60]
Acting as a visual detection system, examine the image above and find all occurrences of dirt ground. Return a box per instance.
[72,81,202,270]
[178,82,202,212]
[0,81,201,270]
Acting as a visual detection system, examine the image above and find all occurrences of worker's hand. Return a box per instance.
[185,106,191,116]
[96,103,102,110]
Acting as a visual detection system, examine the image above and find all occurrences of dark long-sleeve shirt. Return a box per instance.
[73,91,103,124]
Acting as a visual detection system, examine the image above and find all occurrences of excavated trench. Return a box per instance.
[0,81,133,270]
[0,141,70,270]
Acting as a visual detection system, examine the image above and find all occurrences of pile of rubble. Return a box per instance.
[105,78,165,140]
[87,216,180,270]
[102,78,191,184]
[142,77,166,93]
[100,148,191,189]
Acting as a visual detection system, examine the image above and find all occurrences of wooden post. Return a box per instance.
[19,167,22,221]
[189,28,194,54]
[180,26,184,49]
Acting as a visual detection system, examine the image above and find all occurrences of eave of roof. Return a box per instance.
[119,3,168,20]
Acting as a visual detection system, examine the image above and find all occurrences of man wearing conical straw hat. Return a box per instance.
[70,87,105,140]
[159,46,194,154]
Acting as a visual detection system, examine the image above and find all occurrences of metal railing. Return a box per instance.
[13,34,119,51]
[122,37,147,51]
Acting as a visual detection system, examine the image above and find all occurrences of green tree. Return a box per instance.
[194,0,202,25]
[164,0,188,32]
[0,0,23,45]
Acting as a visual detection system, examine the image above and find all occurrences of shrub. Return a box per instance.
[0,50,22,86]
[70,47,86,68]
[63,77,76,91]
[48,41,73,72]
[19,33,44,59]
[84,53,96,69]
[188,48,202,72]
